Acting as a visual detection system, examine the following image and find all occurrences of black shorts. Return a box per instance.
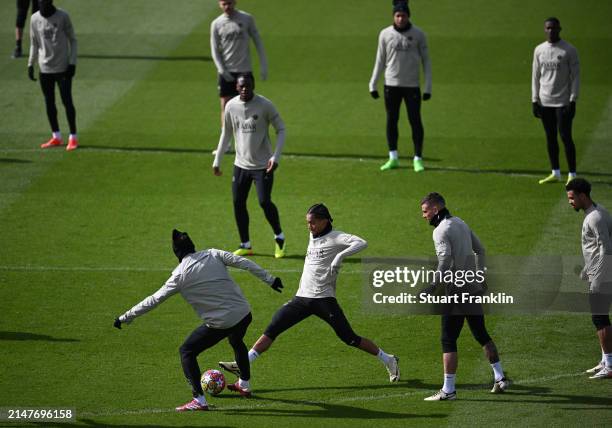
[218,71,253,98]
[264,296,361,347]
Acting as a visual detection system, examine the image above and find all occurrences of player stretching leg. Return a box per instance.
[219,203,400,392]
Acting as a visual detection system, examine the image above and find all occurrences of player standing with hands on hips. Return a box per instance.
[113,229,284,411]
[532,17,580,185]
[27,0,78,151]
[219,204,401,387]
[210,0,268,155]
[369,0,431,173]
[566,178,612,379]
[213,74,286,259]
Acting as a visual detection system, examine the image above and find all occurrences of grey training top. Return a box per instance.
[532,39,579,107]
[210,9,267,76]
[28,9,77,73]
[581,204,612,292]
[369,24,432,93]
[213,94,285,170]
[432,216,486,274]
[118,249,275,329]
[296,230,368,299]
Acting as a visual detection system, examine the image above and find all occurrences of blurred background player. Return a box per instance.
[211,0,268,155]
[532,17,580,185]
[27,0,78,151]
[369,0,431,173]
[213,74,286,258]
[420,193,510,400]
[114,229,284,410]
[219,203,401,387]
[12,0,38,58]
[566,179,612,380]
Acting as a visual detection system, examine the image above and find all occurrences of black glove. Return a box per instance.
[28,65,36,81]
[532,102,542,118]
[370,90,380,99]
[271,277,284,293]
[113,317,122,329]
[66,64,76,78]
[422,92,431,101]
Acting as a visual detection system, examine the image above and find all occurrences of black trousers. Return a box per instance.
[232,165,282,244]
[589,290,612,330]
[264,296,361,347]
[540,106,576,172]
[16,0,38,28]
[384,86,424,157]
[441,314,492,354]
[39,72,77,135]
[179,313,252,397]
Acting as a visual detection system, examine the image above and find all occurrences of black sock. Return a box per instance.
[275,238,284,248]
[16,39,22,48]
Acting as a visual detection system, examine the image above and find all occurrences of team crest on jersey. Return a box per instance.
[557,55,563,60]
[252,115,259,120]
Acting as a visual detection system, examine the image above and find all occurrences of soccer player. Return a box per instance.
[369,0,432,173]
[113,229,284,411]
[12,0,39,58]
[420,193,510,400]
[212,74,286,258]
[218,204,400,388]
[532,17,580,185]
[27,0,78,151]
[566,178,612,379]
[210,0,268,154]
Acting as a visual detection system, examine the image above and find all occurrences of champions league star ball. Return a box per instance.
[201,369,226,396]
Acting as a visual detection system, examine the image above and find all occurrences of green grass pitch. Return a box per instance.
[1,0,611,426]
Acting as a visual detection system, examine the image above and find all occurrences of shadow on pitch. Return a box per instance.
[32,422,231,428]
[0,331,80,342]
[79,54,212,62]
[219,396,447,420]
[464,389,612,408]
[0,158,32,164]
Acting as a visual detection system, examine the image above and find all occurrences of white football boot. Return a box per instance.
[424,389,457,401]
[491,377,512,393]
[585,361,604,374]
[219,361,241,377]
[385,355,400,382]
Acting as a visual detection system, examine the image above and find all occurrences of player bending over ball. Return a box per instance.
[219,203,400,388]
[113,229,284,411]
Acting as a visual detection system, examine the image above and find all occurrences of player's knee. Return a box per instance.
[258,199,272,210]
[473,332,492,346]
[339,332,361,347]
[441,338,457,353]
[592,314,611,330]
[179,342,195,359]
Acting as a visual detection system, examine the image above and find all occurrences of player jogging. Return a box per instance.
[369,0,431,173]
[213,74,286,258]
[218,203,400,389]
[12,0,39,58]
[113,229,284,411]
[566,178,612,379]
[532,17,580,185]
[420,193,510,400]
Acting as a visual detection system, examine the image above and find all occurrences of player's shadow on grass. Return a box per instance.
[33,422,231,428]
[79,54,212,62]
[0,158,32,164]
[219,396,447,420]
[464,387,612,408]
[0,331,80,342]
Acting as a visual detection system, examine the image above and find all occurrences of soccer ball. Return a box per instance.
[201,369,226,396]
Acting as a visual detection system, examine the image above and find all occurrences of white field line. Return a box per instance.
[0,147,541,178]
[77,371,585,418]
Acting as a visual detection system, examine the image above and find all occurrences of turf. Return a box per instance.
[1,0,612,427]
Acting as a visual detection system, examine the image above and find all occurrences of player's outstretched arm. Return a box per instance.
[114,276,180,328]
[331,234,368,274]
[219,250,277,289]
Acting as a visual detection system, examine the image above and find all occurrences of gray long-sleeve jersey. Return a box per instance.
[432,216,486,276]
[210,9,267,76]
[118,249,275,329]
[213,94,285,170]
[532,39,579,107]
[581,204,612,292]
[28,9,77,73]
[369,25,432,93]
[296,230,368,299]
